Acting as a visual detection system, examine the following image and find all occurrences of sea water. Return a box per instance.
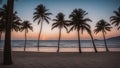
[0,40,120,52]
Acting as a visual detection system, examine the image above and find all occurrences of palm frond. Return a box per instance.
[68,26,74,33]
[110,7,120,30]
[51,23,58,30]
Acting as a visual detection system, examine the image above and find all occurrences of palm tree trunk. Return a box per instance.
[89,32,97,53]
[24,29,27,51]
[57,28,61,53]
[38,21,43,51]
[3,0,14,65]
[77,30,81,53]
[102,31,109,52]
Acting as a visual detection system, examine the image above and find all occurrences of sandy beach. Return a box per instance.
[1,47,120,52]
[0,51,120,68]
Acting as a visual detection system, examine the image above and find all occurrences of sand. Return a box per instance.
[0,51,120,68]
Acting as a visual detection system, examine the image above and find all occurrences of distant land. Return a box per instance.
[107,36,120,41]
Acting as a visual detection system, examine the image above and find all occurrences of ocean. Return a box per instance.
[0,40,120,52]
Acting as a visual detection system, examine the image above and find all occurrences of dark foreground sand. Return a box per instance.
[0,51,120,68]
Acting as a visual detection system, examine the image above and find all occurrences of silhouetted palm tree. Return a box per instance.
[110,7,120,30]
[33,4,52,51]
[0,0,19,64]
[94,19,112,52]
[69,8,92,53]
[52,12,68,53]
[20,21,33,51]
[4,0,14,65]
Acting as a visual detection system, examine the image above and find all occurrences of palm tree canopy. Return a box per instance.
[94,19,112,34]
[69,8,92,34]
[0,4,21,32]
[110,7,120,30]
[20,21,33,33]
[33,4,52,24]
[52,12,68,31]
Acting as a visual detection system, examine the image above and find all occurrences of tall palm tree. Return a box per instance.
[110,7,120,30]
[1,0,20,64]
[20,21,33,51]
[33,4,52,51]
[94,19,112,52]
[3,0,14,65]
[69,8,92,53]
[51,12,68,53]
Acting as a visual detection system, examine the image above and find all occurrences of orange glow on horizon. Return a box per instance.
[1,26,119,40]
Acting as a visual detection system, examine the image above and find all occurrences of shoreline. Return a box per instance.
[0,47,120,52]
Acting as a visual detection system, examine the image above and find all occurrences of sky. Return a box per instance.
[1,0,120,40]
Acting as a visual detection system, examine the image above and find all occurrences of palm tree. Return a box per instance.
[69,8,92,53]
[0,0,19,64]
[3,0,14,65]
[20,21,33,51]
[33,4,52,51]
[51,12,68,53]
[110,7,120,30]
[94,19,112,52]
